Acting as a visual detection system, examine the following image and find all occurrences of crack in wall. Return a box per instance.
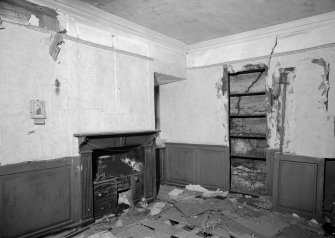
[267,36,278,72]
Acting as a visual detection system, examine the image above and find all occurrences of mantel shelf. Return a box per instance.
[74,130,160,138]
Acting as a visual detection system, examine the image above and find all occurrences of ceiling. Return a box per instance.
[79,0,335,44]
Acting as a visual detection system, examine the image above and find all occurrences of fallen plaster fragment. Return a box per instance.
[28,15,39,26]
[311,58,330,111]
[185,184,228,198]
[118,191,132,207]
[168,188,184,196]
[49,32,65,61]
[88,231,117,238]
[185,184,209,193]
[150,202,166,216]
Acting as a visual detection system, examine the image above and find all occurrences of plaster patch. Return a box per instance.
[28,15,39,26]
[242,63,267,71]
[56,11,70,32]
[311,58,330,111]
[49,32,65,61]
[215,78,223,98]
[226,63,235,73]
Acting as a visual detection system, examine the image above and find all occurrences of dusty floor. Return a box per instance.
[48,185,334,238]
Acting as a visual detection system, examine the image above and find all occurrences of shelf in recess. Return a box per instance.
[229,114,266,118]
[230,133,266,139]
[229,91,266,97]
[230,153,266,160]
[229,188,265,197]
[228,68,266,76]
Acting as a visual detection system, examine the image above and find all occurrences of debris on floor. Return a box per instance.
[49,185,334,238]
[149,201,167,216]
[168,188,184,196]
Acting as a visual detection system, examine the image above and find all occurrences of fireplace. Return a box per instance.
[74,130,159,223]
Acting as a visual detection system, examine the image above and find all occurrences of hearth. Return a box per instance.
[74,130,159,223]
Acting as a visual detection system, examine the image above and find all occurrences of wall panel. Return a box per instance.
[165,143,229,191]
[0,157,80,238]
[272,153,324,220]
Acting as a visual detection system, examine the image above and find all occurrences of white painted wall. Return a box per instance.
[0,22,155,165]
[160,66,228,145]
[160,12,335,158]
[0,0,187,165]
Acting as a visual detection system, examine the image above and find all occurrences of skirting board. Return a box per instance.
[164,143,230,191]
[272,153,324,221]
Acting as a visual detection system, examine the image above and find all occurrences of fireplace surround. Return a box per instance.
[74,130,159,223]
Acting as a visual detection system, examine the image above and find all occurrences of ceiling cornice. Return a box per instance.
[28,0,187,52]
[188,11,335,53]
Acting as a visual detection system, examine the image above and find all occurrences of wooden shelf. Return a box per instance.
[229,114,266,118]
[230,133,266,139]
[230,153,266,160]
[228,68,266,76]
[229,91,266,97]
[229,188,265,197]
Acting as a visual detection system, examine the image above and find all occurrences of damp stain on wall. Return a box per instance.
[311,58,330,111]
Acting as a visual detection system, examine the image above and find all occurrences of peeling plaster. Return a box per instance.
[0,18,4,30]
[49,32,65,61]
[215,78,223,98]
[28,15,39,26]
[227,63,235,73]
[242,63,267,71]
[280,68,296,153]
[311,58,330,111]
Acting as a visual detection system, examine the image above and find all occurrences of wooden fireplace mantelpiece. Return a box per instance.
[74,130,159,224]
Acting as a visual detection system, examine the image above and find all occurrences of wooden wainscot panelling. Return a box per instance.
[0,157,81,238]
[272,153,324,221]
[156,147,166,185]
[165,143,230,191]
[143,144,157,201]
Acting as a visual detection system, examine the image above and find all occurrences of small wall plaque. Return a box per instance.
[30,100,46,125]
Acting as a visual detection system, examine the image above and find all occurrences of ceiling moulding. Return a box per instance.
[188,11,335,53]
[28,0,187,53]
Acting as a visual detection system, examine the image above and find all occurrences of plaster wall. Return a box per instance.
[59,12,187,79]
[0,22,154,165]
[161,16,335,158]
[187,13,335,68]
[160,66,228,146]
